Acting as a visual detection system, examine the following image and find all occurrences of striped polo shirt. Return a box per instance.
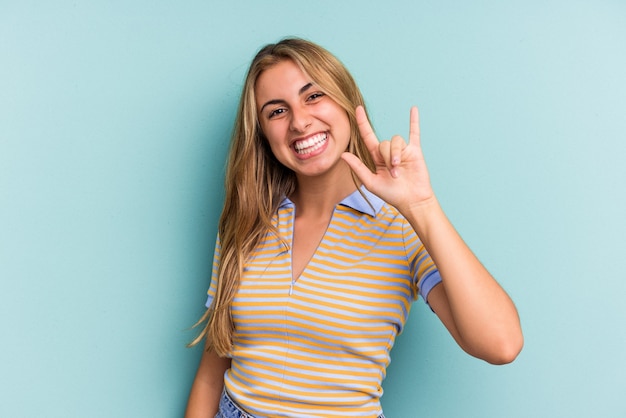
[206,187,442,417]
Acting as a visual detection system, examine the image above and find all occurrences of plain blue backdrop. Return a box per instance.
[1,1,625,417]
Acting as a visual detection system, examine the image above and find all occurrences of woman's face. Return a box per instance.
[255,59,351,179]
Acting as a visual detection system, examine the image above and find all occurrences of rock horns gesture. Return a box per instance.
[341,105,435,215]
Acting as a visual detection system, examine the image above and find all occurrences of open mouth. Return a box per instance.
[293,132,328,155]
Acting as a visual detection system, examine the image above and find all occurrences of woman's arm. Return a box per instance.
[404,197,522,364]
[342,106,523,364]
[185,338,231,418]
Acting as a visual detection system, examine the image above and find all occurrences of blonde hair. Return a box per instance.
[190,38,376,355]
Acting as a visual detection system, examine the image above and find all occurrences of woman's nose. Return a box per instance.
[289,105,312,132]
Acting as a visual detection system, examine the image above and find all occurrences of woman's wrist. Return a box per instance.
[401,195,449,245]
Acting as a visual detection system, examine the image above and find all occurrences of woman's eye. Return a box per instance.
[307,92,325,101]
[268,108,286,118]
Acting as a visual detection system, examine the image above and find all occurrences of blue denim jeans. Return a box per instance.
[215,389,385,418]
[215,389,254,418]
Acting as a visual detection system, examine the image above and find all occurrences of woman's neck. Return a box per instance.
[289,162,358,218]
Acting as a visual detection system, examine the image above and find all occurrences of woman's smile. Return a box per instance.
[292,132,328,157]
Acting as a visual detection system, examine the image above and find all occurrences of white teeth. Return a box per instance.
[294,133,327,154]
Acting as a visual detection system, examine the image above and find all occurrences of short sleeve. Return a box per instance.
[403,220,442,309]
[417,269,442,305]
[205,235,221,309]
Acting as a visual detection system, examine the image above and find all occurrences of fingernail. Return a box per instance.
[391,168,398,178]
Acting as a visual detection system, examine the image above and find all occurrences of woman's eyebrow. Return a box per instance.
[299,82,314,95]
[259,83,315,113]
[259,99,285,113]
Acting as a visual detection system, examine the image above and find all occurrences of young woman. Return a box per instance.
[185,38,523,418]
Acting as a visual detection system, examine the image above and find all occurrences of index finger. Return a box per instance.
[356,105,379,152]
[409,106,421,146]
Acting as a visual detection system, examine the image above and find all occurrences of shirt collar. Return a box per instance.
[279,186,384,218]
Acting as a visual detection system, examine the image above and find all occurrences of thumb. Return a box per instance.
[341,152,375,188]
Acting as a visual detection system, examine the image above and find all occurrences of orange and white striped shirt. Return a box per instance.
[206,187,441,417]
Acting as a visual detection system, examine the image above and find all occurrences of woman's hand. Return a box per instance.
[344,105,523,364]
[341,105,434,214]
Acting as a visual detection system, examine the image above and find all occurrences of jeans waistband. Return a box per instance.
[216,389,254,418]
[217,388,385,418]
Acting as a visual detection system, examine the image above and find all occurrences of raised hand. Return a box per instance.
[341,105,435,214]
[344,107,523,364]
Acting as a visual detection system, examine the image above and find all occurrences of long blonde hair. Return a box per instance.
[190,38,376,355]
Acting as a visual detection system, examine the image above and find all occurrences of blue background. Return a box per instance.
[1,1,625,417]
